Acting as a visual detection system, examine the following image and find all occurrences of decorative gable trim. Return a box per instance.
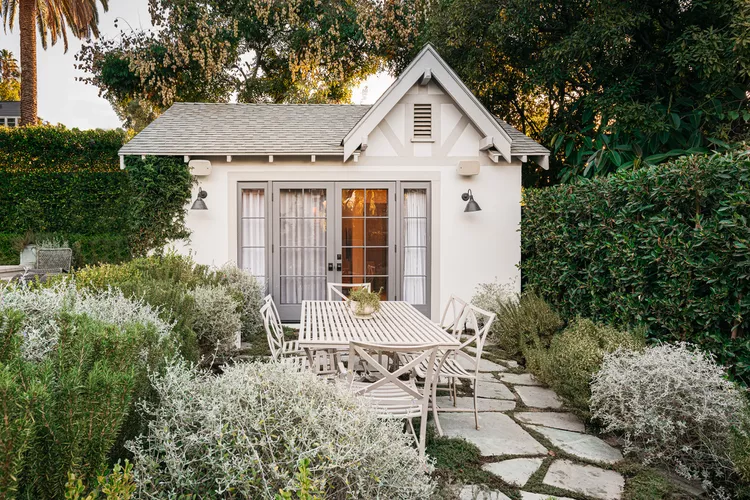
[342,44,514,162]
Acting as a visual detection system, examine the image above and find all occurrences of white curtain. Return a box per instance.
[240,189,266,288]
[280,189,327,304]
[403,189,427,305]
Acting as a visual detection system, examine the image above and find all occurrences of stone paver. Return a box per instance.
[482,458,544,487]
[459,485,512,500]
[498,373,541,386]
[440,412,547,457]
[477,371,502,383]
[437,396,516,412]
[528,425,623,464]
[519,492,575,500]
[543,460,624,500]
[513,412,585,432]
[476,382,516,400]
[457,356,508,372]
[515,386,563,409]
[500,359,519,368]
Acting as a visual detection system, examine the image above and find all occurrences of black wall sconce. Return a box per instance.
[461,189,481,212]
[191,188,208,210]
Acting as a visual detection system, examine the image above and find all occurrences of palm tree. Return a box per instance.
[1,0,108,125]
[0,49,20,80]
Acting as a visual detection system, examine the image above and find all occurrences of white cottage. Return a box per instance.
[119,45,549,321]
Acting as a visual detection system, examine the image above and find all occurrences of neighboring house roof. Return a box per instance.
[0,101,20,117]
[119,103,371,156]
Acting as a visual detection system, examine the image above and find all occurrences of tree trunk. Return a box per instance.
[19,0,37,126]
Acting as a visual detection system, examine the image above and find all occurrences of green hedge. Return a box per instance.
[0,126,192,266]
[521,149,750,382]
[0,126,126,173]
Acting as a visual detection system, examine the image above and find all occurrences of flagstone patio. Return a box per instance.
[442,361,626,500]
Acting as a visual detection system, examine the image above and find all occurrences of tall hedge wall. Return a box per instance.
[0,126,192,267]
[521,149,750,382]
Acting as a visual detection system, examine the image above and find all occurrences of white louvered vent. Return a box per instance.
[413,103,432,139]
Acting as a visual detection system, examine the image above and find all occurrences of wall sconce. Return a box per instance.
[461,189,481,212]
[191,188,208,210]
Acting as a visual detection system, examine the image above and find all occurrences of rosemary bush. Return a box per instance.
[526,318,644,418]
[128,361,435,499]
[0,310,162,499]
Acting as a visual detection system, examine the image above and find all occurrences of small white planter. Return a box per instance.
[349,300,377,319]
[19,244,37,267]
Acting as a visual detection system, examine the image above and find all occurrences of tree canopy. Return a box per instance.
[78,0,422,131]
[390,0,750,184]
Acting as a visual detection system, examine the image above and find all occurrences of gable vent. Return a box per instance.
[413,103,432,139]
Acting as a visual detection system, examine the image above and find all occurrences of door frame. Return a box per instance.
[271,182,336,320]
[334,182,397,300]
[237,179,433,321]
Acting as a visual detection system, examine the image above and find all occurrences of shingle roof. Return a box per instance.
[495,118,550,155]
[119,102,549,157]
[0,101,20,118]
[119,103,371,156]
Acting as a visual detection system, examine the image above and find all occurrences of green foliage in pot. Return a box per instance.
[348,286,382,315]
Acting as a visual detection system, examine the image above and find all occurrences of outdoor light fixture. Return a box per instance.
[191,188,208,210]
[461,189,481,212]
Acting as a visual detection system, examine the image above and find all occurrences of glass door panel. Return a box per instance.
[273,183,334,320]
[336,184,395,300]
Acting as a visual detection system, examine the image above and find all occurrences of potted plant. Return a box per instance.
[348,286,383,319]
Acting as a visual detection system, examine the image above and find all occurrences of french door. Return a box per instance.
[271,182,396,320]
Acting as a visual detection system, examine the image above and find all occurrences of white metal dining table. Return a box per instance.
[298,300,461,352]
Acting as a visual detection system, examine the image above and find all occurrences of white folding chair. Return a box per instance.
[345,342,442,459]
[405,304,496,435]
[261,295,303,360]
[327,282,372,301]
[437,295,469,333]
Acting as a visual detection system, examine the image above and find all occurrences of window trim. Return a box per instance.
[398,181,432,316]
[237,181,270,293]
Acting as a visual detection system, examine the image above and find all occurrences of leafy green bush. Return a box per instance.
[472,284,563,361]
[0,126,192,266]
[526,318,644,418]
[521,149,750,382]
[64,461,136,500]
[0,309,162,499]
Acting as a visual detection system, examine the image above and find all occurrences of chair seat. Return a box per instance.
[400,352,476,380]
[349,379,423,418]
[282,340,303,355]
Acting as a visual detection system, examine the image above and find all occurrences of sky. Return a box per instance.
[0,0,394,130]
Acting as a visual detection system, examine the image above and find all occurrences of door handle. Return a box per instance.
[336,263,342,271]
[328,263,333,271]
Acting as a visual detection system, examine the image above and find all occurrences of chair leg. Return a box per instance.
[473,379,480,430]
[432,374,444,437]
[418,407,429,460]
[452,379,458,407]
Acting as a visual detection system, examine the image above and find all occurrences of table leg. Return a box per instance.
[432,351,449,437]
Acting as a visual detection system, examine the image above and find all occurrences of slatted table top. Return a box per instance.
[299,300,461,350]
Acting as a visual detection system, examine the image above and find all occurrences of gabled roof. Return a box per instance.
[119,45,549,166]
[119,103,370,156]
[342,44,528,163]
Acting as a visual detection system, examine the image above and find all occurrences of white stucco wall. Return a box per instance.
[170,80,523,320]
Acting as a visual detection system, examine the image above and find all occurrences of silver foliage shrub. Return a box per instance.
[215,262,264,341]
[188,284,242,355]
[590,342,748,481]
[0,281,173,361]
[128,361,435,499]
